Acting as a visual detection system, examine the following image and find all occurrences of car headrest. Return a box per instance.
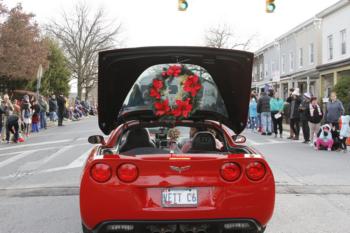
[119,128,154,153]
[190,131,217,152]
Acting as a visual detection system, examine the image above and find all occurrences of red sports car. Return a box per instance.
[80,47,275,233]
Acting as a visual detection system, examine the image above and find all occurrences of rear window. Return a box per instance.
[121,64,228,118]
[115,126,227,155]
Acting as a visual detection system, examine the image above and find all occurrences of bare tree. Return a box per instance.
[46,2,122,100]
[204,24,255,50]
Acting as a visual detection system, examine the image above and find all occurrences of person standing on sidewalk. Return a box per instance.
[325,91,344,130]
[306,97,323,144]
[257,91,272,135]
[286,88,302,140]
[49,95,58,122]
[249,94,258,132]
[1,94,14,141]
[31,99,41,132]
[0,96,3,139]
[339,115,350,152]
[38,95,48,129]
[299,93,311,143]
[21,95,32,137]
[270,92,284,138]
[57,94,66,126]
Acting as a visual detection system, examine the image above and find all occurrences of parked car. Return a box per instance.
[80,47,275,233]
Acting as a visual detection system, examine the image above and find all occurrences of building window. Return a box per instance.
[340,29,347,55]
[259,63,263,80]
[281,55,286,73]
[265,63,268,77]
[309,43,314,64]
[253,65,258,81]
[289,52,294,71]
[299,48,303,67]
[328,35,333,60]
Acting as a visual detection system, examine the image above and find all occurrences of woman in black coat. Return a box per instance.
[57,94,66,126]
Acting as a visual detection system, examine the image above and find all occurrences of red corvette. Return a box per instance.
[80,47,275,233]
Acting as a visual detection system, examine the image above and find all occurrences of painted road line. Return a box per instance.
[76,137,87,141]
[27,129,98,139]
[246,138,261,145]
[0,151,36,168]
[0,139,71,151]
[0,146,58,157]
[0,143,89,157]
[40,148,92,173]
[266,139,285,144]
[18,145,75,172]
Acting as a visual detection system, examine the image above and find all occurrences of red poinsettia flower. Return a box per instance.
[154,99,170,116]
[166,65,182,77]
[152,79,164,90]
[150,88,161,99]
[161,71,167,77]
[183,75,202,97]
[172,98,193,118]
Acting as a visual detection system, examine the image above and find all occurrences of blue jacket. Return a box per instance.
[270,98,284,112]
[249,99,258,118]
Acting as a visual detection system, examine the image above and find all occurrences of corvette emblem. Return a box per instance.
[169,165,191,173]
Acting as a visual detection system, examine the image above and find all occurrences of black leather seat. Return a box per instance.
[188,131,219,153]
[119,128,155,153]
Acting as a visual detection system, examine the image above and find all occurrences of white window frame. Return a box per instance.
[340,29,347,55]
[328,35,333,60]
[299,48,303,67]
[289,52,294,71]
[309,43,314,64]
[281,55,286,74]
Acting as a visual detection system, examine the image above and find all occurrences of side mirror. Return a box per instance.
[232,135,246,143]
[88,135,106,145]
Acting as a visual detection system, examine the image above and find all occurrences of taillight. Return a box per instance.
[117,163,139,183]
[220,162,241,181]
[246,161,266,181]
[90,163,112,183]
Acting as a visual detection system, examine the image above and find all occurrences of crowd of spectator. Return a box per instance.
[248,88,350,152]
[0,93,96,144]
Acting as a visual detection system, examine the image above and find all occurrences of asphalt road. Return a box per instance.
[0,117,350,233]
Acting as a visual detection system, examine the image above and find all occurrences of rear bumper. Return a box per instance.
[88,219,265,233]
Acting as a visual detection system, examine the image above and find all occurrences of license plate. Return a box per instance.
[161,188,198,207]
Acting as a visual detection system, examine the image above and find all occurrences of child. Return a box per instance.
[331,124,342,151]
[31,112,40,133]
[339,115,350,152]
[316,124,334,151]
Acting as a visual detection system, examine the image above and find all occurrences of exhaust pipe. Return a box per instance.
[148,225,176,233]
[179,225,208,233]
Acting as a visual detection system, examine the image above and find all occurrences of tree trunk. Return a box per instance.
[77,77,82,100]
[84,87,89,101]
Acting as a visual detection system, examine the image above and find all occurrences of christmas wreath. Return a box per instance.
[149,65,202,119]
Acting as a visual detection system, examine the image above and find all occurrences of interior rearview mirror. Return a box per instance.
[232,135,246,143]
[88,135,106,145]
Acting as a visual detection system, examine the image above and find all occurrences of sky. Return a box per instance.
[3,0,341,51]
[2,0,341,93]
